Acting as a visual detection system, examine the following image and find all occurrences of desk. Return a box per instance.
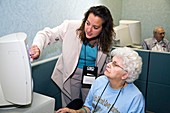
[0,92,55,113]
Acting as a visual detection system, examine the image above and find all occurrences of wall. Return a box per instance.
[0,0,122,61]
[122,0,170,43]
[1,0,170,60]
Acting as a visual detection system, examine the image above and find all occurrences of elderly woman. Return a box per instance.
[56,47,145,113]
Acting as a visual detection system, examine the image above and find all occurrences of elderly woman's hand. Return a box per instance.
[56,107,77,113]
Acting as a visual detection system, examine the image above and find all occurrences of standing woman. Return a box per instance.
[30,5,115,107]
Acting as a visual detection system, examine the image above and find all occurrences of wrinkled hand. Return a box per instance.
[29,45,40,61]
[56,107,77,113]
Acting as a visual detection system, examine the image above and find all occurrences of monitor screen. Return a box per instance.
[0,32,33,108]
[119,20,141,45]
[113,25,132,47]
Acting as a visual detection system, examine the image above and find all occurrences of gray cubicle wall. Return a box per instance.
[31,56,62,110]
[146,51,170,113]
[134,49,150,99]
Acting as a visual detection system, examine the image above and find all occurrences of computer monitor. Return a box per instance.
[113,25,132,47]
[0,32,33,108]
[119,20,141,45]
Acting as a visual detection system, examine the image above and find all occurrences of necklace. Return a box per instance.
[89,40,98,48]
[93,81,125,113]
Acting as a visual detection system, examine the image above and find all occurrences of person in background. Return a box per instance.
[141,26,170,52]
[29,5,115,107]
[56,47,145,113]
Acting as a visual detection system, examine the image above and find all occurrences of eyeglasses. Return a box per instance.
[158,32,165,35]
[111,61,127,72]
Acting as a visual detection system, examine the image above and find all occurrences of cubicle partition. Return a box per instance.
[31,56,62,110]
[146,51,170,113]
[134,49,150,98]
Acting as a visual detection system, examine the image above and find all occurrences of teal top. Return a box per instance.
[77,43,98,69]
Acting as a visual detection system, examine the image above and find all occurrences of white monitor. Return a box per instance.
[119,20,141,45]
[0,32,33,108]
[113,25,132,47]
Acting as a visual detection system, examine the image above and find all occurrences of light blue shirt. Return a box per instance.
[77,43,97,69]
[84,76,145,113]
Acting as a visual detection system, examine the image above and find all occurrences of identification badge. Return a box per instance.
[82,66,98,88]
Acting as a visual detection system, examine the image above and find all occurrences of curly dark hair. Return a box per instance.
[77,5,115,53]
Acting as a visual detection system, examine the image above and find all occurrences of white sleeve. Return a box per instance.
[32,20,70,53]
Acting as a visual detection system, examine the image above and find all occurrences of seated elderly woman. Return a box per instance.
[56,47,145,113]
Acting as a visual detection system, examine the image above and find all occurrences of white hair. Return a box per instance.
[111,47,142,83]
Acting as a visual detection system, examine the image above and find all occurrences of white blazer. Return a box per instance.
[32,20,108,100]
